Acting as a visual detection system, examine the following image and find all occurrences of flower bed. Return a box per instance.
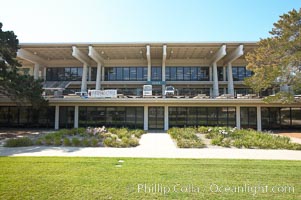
[4,127,145,148]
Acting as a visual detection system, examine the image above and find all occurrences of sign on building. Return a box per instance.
[88,90,117,98]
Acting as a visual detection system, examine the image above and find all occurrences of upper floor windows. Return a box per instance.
[46,67,83,81]
[151,67,162,81]
[105,67,147,81]
[166,67,209,81]
[232,66,252,81]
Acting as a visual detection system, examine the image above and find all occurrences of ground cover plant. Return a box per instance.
[4,127,145,148]
[201,126,301,150]
[168,127,301,150]
[168,127,205,148]
[0,157,300,200]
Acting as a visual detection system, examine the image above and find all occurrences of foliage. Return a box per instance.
[0,22,47,109]
[203,126,301,150]
[168,127,205,148]
[4,137,33,147]
[245,8,301,103]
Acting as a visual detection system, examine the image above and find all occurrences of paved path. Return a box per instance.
[0,133,301,160]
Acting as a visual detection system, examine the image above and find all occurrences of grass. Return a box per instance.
[0,157,300,199]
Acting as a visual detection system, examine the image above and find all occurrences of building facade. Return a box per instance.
[0,42,300,131]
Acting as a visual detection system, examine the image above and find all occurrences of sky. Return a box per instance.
[0,0,300,43]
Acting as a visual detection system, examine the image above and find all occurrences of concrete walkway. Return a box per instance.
[0,133,301,160]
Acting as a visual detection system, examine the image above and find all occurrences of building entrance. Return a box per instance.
[148,107,164,130]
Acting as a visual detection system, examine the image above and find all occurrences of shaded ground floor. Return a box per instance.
[0,105,301,131]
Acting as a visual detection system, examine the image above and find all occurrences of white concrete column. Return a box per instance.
[81,63,88,92]
[257,106,262,131]
[96,63,102,90]
[144,106,148,131]
[55,105,59,130]
[236,106,241,129]
[101,67,105,83]
[146,45,151,82]
[212,62,219,97]
[88,66,92,81]
[223,66,226,81]
[74,105,79,128]
[164,105,169,131]
[209,66,213,81]
[43,67,47,80]
[227,62,234,95]
[33,63,40,80]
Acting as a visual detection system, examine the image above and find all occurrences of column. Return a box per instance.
[209,66,213,81]
[81,63,88,92]
[144,106,148,131]
[33,63,40,80]
[147,65,151,82]
[43,67,47,80]
[88,66,92,81]
[257,106,262,131]
[96,63,102,90]
[162,65,166,96]
[55,105,59,130]
[236,106,241,129]
[227,63,234,96]
[212,62,219,97]
[164,105,169,131]
[223,66,226,81]
[74,105,79,128]
[101,66,105,84]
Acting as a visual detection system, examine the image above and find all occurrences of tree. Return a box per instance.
[0,22,47,108]
[245,8,301,103]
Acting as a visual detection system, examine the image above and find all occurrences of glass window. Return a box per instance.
[91,67,97,81]
[217,67,224,81]
[170,67,176,80]
[130,68,137,80]
[123,68,130,81]
[191,67,197,81]
[183,68,191,81]
[176,68,184,80]
[151,67,162,81]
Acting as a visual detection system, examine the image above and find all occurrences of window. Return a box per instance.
[232,66,252,81]
[151,67,162,81]
[46,67,83,81]
[166,67,209,81]
[105,67,147,81]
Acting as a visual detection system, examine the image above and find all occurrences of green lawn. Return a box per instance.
[0,157,300,200]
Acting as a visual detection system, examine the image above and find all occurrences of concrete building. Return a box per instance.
[0,42,300,131]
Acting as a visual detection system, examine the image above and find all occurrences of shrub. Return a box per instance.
[130,129,145,138]
[177,139,205,148]
[54,137,62,146]
[44,137,53,145]
[63,138,71,146]
[4,137,33,147]
[90,138,99,147]
[35,138,43,145]
[104,137,114,147]
[128,138,139,147]
[81,138,90,147]
[71,138,81,147]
